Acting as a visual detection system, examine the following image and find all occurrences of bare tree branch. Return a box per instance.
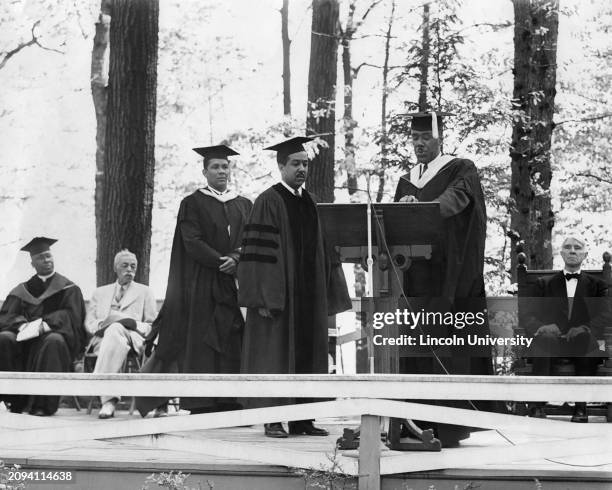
[575,172,612,185]
[457,21,512,34]
[357,0,382,26]
[311,30,338,39]
[555,112,612,126]
[353,33,398,40]
[354,62,403,75]
[0,20,64,70]
[562,91,609,105]
[0,22,39,70]
[73,0,90,39]
[355,62,382,72]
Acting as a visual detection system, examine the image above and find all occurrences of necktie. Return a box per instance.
[419,163,428,178]
[115,285,126,303]
[294,189,300,197]
[565,273,580,281]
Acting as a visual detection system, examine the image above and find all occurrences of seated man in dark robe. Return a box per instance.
[0,237,87,416]
[525,236,609,422]
[238,137,351,438]
[393,112,493,448]
[137,145,252,416]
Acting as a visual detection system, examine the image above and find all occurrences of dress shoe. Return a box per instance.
[29,408,49,417]
[528,406,546,419]
[288,421,329,436]
[153,406,168,418]
[571,403,588,423]
[264,422,288,438]
[98,399,117,419]
[441,438,461,449]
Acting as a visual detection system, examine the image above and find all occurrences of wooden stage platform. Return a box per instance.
[2,405,612,490]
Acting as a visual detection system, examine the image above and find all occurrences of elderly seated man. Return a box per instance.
[525,236,610,422]
[85,249,157,419]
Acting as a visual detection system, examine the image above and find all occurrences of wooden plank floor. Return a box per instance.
[2,405,612,489]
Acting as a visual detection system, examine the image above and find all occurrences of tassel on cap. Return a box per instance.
[431,111,439,139]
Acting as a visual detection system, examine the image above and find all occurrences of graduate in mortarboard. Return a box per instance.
[0,237,86,416]
[137,144,252,417]
[238,137,350,439]
[393,112,494,447]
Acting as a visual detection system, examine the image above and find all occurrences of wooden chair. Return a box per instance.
[515,246,612,420]
[85,349,143,415]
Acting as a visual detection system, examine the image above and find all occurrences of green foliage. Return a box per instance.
[291,447,356,490]
[141,471,213,490]
[0,460,27,490]
[549,0,612,266]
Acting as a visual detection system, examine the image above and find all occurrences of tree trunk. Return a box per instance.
[341,1,357,195]
[376,0,396,203]
[418,2,430,111]
[306,0,339,203]
[281,0,291,115]
[92,0,111,287]
[99,0,159,286]
[510,0,559,273]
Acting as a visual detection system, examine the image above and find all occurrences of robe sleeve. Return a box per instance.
[136,286,157,337]
[237,192,286,311]
[0,295,28,333]
[179,197,223,268]
[43,285,87,357]
[393,175,415,202]
[325,244,352,315]
[84,288,104,336]
[228,198,254,264]
[436,162,477,219]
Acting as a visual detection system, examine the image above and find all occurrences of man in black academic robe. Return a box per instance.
[524,236,609,422]
[140,145,252,415]
[238,137,351,438]
[393,112,492,447]
[0,237,86,416]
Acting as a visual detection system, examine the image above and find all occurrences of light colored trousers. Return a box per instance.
[88,323,144,404]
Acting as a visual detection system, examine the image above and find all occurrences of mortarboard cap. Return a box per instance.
[192,144,239,160]
[264,136,313,155]
[401,111,454,139]
[20,237,57,256]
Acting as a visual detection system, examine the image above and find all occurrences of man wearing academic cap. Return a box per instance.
[0,238,87,416]
[238,137,351,438]
[393,112,492,447]
[141,145,252,415]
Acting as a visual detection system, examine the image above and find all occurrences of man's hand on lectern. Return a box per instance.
[399,195,419,203]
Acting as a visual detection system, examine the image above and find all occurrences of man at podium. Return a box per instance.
[393,111,492,448]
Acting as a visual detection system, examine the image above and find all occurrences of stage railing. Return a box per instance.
[1,373,612,490]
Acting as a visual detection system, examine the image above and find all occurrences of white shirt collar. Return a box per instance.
[206,185,227,196]
[116,280,132,291]
[37,272,54,282]
[199,186,238,203]
[280,180,303,196]
[409,153,455,189]
[563,269,581,298]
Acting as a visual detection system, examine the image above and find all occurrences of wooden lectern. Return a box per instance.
[318,202,444,451]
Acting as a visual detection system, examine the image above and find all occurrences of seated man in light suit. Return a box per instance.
[85,249,157,419]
